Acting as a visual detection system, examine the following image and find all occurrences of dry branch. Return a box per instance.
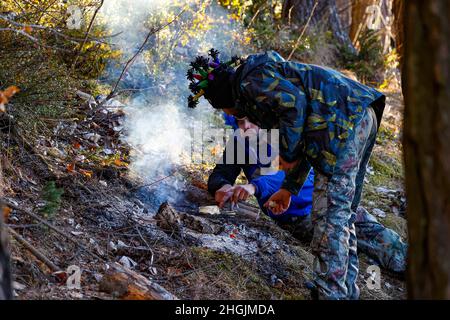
[71,0,105,70]
[287,0,319,61]
[99,262,178,300]
[4,201,102,260]
[8,227,61,272]
[103,8,186,102]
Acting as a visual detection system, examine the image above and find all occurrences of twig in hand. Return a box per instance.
[102,8,186,103]
[287,0,319,61]
[8,227,61,272]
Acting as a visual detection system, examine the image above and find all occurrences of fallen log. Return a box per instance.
[156,202,222,235]
[99,262,177,300]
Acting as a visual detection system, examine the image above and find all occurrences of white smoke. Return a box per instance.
[98,0,249,205]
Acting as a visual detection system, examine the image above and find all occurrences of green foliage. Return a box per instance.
[339,29,385,85]
[39,181,64,219]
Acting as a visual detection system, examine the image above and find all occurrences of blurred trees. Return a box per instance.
[349,0,377,43]
[392,0,404,67]
[402,0,450,299]
[282,0,354,50]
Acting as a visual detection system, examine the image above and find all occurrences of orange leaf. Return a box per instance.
[79,169,93,178]
[3,86,20,99]
[23,26,33,34]
[0,86,20,113]
[114,159,128,167]
[73,142,81,150]
[67,163,75,172]
[2,206,12,220]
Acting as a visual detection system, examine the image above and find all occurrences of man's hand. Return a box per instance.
[264,189,292,215]
[231,184,256,204]
[215,184,234,208]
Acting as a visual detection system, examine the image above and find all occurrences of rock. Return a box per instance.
[108,241,117,252]
[373,208,387,218]
[119,256,137,269]
[199,205,221,215]
[117,240,127,249]
[155,202,182,236]
[93,273,103,283]
[75,90,97,106]
[156,202,222,236]
[12,281,26,291]
[83,133,101,143]
[46,147,67,159]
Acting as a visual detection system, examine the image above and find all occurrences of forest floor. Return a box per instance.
[1,83,406,300]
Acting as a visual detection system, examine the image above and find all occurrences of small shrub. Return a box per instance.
[40,181,64,219]
[339,29,385,85]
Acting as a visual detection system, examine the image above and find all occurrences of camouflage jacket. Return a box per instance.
[231,51,385,195]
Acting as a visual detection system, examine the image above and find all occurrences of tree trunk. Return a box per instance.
[336,0,352,34]
[392,0,404,68]
[402,0,450,299]
[282,0,354,50]
[349,0,377,43]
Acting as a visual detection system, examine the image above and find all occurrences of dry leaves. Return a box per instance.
[0,85,20,112]
[23,26,33,34]
[2,206,12,220]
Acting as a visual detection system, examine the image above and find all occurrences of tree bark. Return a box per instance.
[349,0,377,43]
[392,0,404,68]
[402,0,450,299]
[99,262,178,300]
[282,0,354,50]
[336,0,352,34]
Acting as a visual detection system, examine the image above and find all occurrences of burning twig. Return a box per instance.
[103,8,186,103]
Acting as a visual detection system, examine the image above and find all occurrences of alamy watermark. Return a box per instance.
[365,265,381,290]
[66,265,82,290]
[172,122,280,176]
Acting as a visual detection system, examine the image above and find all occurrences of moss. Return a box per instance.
[379,214,407,239]
[189,247,275,299]
[187,247,309,300]
[368,150,403,189]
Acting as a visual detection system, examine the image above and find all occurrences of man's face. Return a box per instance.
[237,117,259,135]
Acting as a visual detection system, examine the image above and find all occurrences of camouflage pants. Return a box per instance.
[277,206,407,274]
[311,107,378,300]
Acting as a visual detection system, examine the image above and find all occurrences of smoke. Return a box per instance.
[98,0,249,208]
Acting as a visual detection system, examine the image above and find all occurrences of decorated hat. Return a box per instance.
[187,48,244,109]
